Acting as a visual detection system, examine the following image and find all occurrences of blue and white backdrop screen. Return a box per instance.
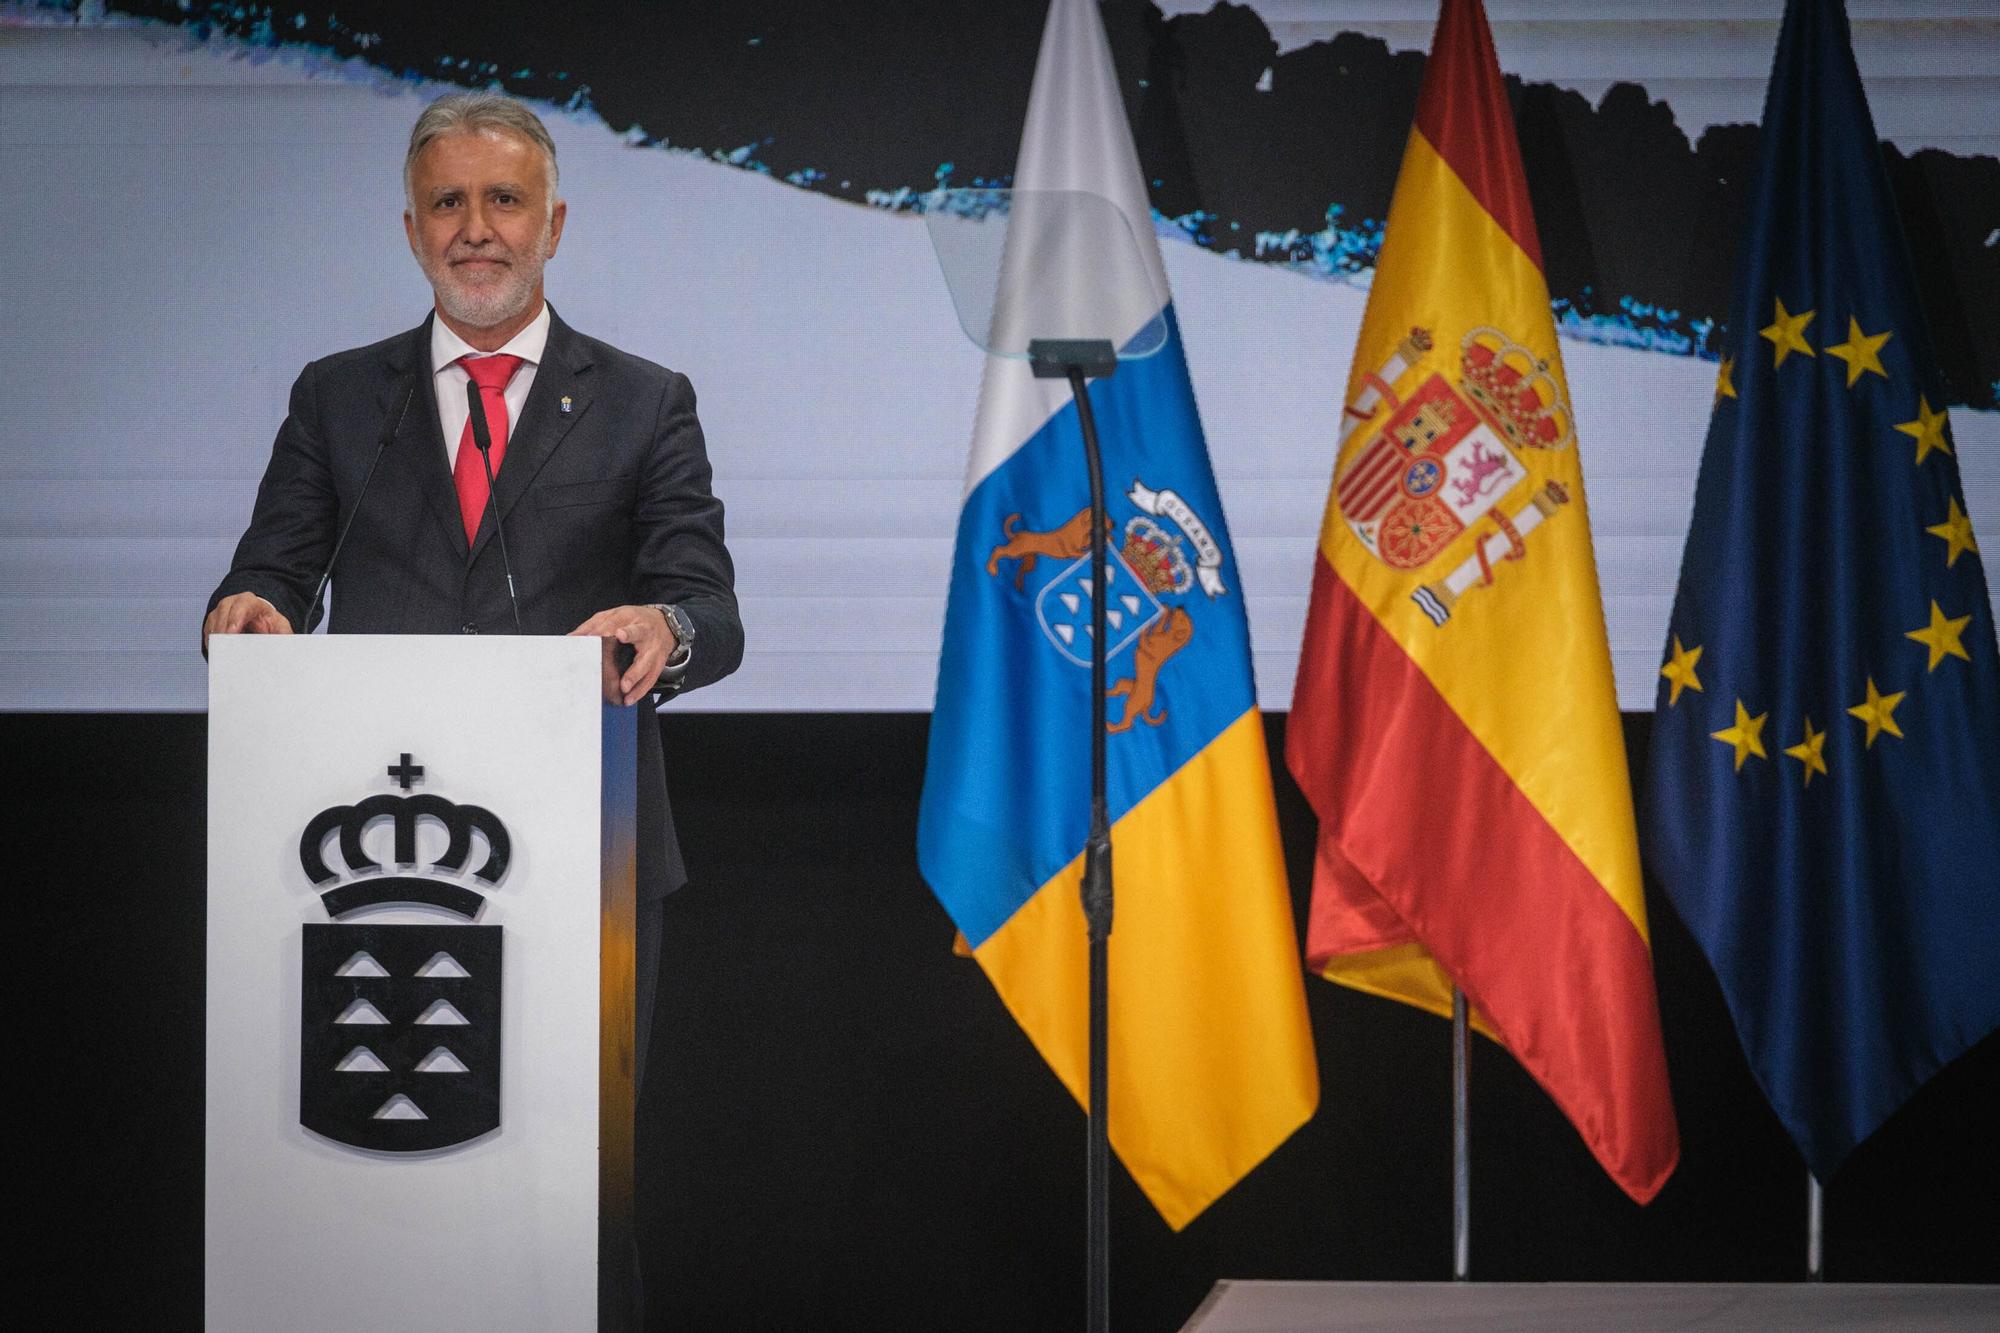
[2,1,1995,711]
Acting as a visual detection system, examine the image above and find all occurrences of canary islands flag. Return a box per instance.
[1641,0,2000,1181]
[916,0,1317,1230]
[1285,0,1679,1204]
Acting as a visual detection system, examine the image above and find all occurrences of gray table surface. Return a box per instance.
[1181,1281,2000,1332]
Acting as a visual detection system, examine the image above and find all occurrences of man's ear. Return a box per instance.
[402,207,418,254]
[545,198,567,259]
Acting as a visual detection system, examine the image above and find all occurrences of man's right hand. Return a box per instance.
[203,592,293,654]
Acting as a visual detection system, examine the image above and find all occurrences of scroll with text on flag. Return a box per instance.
[915,0,1317,1231]
[1285,0,1679,1204]
[1640,0,2000,1182]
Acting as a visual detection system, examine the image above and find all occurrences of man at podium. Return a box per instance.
[201,91,742,1080]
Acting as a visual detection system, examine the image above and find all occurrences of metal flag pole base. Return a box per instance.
[1452,986,1471,1282]
[1031,337,1119,1333]
[1807,1173,1824,1281]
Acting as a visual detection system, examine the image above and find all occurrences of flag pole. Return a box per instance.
[1452,986,1471,1281]
[1074,358,1114,1333]
[1032,338,1120,1333]
[1807,1173,1824,1281]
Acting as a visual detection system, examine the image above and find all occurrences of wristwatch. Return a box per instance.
[649,603,696,688]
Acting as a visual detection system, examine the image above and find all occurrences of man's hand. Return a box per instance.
[570,605,677,707]
[203,592,293,653]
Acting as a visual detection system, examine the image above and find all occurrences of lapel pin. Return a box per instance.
[560,395,573,414]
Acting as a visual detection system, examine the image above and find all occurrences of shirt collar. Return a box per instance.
[430,302,551,375]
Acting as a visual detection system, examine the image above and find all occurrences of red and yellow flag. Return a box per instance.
[1286,0,1678,1203]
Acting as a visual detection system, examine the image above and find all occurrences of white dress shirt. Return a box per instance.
[431,302,550,467]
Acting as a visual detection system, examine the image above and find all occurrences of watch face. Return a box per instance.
[665,606,694,644]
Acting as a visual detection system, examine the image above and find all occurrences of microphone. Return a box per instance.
[305,377,416,634]
[465,376,525,634]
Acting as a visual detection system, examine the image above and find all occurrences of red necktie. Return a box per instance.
[454,353,526,544]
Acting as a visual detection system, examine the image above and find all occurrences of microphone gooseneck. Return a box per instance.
[464,376,525,635]
[306,377,416,634]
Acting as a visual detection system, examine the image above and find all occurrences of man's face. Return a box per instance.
[404,128,566,332]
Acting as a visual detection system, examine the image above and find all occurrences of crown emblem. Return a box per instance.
[1459,327,1574,451]
[298,754,510,919]
[1121,516,1194,597]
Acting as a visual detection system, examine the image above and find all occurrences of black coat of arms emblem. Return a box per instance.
[296,754,508,1151]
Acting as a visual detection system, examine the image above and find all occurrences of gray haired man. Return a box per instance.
[206,91,743,1107]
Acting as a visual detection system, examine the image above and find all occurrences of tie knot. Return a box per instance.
[461,353,525,391]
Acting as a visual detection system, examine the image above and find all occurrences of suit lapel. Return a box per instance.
[386,314,470,556]
[470,308,594,562]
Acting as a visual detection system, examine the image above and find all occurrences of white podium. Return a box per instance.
[205,636,636,1331]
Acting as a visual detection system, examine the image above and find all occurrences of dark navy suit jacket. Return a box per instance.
[209,308,743,902]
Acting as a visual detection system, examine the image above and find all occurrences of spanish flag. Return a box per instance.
[1285,0,1678,1203]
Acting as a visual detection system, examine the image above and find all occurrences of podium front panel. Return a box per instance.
[205,635,633,1331]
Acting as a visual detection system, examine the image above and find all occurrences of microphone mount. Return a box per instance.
[304,377,416,634]
[464,376,526,635]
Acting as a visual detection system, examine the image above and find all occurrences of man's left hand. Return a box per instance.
[570,605,676,707]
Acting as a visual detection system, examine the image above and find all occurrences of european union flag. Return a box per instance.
[1641,0,2000,1182]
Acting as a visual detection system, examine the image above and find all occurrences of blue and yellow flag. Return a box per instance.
[1641,0,2000,1180]
[916,0,1317,1230]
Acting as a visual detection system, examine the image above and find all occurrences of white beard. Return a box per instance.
[418,220,552,330]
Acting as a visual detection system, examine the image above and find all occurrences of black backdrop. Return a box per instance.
[17,710,1997,1329]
